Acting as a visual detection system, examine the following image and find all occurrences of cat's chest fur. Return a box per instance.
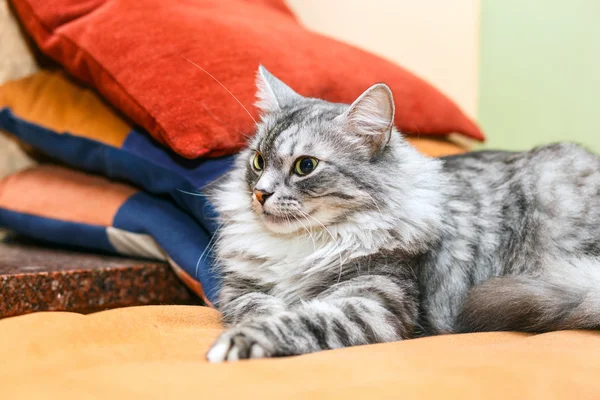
[222,233,330,302]
[217,207,412,302]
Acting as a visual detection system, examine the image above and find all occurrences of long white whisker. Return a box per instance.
[198,101,252,140]
[182,56,257,124]
[363,191,384,216]
[290,208,318,273]
[177,188,207,197]
[290,207,317,253]
[195,204,252,278]
[297,209,345,282]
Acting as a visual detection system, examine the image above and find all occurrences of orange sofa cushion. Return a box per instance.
[2,305,599,399]
[10,0,483,158]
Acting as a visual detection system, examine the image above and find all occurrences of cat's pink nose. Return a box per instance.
[254,190,272,205]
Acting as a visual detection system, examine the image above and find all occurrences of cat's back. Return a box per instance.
[442,143,600,193]
[440,142,600,262]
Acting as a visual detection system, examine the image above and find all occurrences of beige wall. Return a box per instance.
[0,0,37,178]
[286,0,480,118]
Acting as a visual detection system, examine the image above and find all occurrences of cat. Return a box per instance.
[205,66,600,362]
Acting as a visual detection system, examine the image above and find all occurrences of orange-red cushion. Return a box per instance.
[11,0,483,159]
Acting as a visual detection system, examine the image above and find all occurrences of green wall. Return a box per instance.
[478,0,600,152]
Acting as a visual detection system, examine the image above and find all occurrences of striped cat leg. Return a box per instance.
[207,275,418,362]
[218,272,287,326]
[220,292,287,326]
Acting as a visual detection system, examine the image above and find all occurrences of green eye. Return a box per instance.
[253,152,264,171]
[295,157,319,176]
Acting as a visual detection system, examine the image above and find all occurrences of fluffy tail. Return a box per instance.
[457,260,600,333]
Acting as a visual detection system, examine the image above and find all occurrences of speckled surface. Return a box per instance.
[0,238,200,318]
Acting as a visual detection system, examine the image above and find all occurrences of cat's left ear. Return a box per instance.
[255,65,302,113]
[336,83,395,154]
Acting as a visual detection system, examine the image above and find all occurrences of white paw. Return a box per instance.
[249,343,266,359]
[206,328,270,363]
[206,341,230,363]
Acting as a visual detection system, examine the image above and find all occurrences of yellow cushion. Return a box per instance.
[2,305,599,399]
[0,70,131,147]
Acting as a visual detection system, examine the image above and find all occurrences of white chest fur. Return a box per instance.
[216,205,416,302]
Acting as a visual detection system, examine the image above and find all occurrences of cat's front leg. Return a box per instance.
[207,275,418,362]
[207,305,363,362]
[220,292,287,326]
[218,271,288,325]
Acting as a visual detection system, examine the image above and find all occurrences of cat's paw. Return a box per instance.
[206,327,272,363]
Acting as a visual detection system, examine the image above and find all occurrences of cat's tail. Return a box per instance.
[457,258,600,333]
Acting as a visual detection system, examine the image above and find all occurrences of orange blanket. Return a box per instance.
[2,305,599,399]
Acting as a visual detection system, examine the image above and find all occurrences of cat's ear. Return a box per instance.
[255,65,302,112]
[336,83,395,154]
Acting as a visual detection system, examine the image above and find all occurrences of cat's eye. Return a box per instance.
[294,157,319,176]
[252,152,265,171]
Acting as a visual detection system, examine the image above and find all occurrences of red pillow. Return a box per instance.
[11,0,484,158]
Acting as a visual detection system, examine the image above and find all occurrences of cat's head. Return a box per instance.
[240,66,403,235]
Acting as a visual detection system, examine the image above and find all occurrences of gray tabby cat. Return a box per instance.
[206,66,600,363]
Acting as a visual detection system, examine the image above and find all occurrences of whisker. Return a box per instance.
[290,209,318,273]
[291,211,316,253]
[294,207,345,282]
[286,214,293,235]
[363,191,384,215]
[198,102,253,140]
[177,188,206,197]
[182,56,257,124]
[195,204,252,278]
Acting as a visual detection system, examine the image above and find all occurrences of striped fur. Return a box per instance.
[206,67,600,362]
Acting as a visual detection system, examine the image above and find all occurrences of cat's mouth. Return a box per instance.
[261,210,289,224]
[259,209,308,234]
[256,202,323,234]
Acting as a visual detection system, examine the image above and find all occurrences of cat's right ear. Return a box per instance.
[336,83,395,155]
[255,65,302,112]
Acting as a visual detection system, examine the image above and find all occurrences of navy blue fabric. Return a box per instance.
[0,108,232,232]
[121,129,235,233]
[0,107,231,302]
[0,208,114,254]
[122,128,235,191]
[114,192,220,303]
